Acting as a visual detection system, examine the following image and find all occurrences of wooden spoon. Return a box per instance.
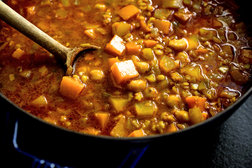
[0,1,100,75]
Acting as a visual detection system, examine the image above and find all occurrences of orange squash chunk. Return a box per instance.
[125,42,142,55]
[118,5,140,20]
[94,112,110,130]
[59,76,85,99]
[108,57,119,67]
[144,40,158,48]
[105,35,125,56]
[185,96,207,111]
[167,123,178,133]
[128,129,146,137]
[111,60,139,84]
[153,19,172,34]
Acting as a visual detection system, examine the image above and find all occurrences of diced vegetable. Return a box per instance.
[90,69,104,81]
[219,90,238,99]
[171,72,183,82]
[112,22,132,37]
[167,123,178,133]
[134,62,150,74]
[186,35,199,50]
[111,60,139,84]
[159,56,176,73]
[94,112,110,129]
[127,79,147,92]
[105,35,125,56]
[189,107,202,124]
[176,51,190,63]
[31,95,48,107]
[12,48,25,59]
[144,87,158,98]
[229,65,249,84]
[108,57,119,67]
[125,42,142,55]
[153,19,172,34]
[128,129,146,137]
[59,76,85,99]
[166,94,181,107]
[185,96,206,111]
[19,70,32,78]
[161,112,176,122]
[174,110,189,122]
[109,97,130,112]
[135,101,158,117]
[84,29,96,39]
[144,40,158,48]
[139,19,151,32]
[26,6,36,15]
[181,64,203,81]
[162,0,183,9]
[145,74,156,83]
[168,38,188,50]
[94,3,106,11]
[110,116,128,137]
[142,48,155,60]
[117,5,140,20]
[174,11,192,23]
[154,9,173,19]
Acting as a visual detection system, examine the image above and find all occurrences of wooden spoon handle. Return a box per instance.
[0,1,69,62]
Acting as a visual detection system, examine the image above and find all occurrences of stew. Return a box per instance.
[0,0,251,137]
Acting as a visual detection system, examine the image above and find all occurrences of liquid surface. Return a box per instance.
[0,0,251,137]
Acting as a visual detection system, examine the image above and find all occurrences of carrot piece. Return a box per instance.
[118,5,140,20]
[94,112,110,130]
[128,129,146,137]
[12,48,25,59]
[84,29,96,39]
[111,60,139,84]
[125,42,142,55]
[59,76,85,99]
[167,123,178,133]
[153,19,172,34]
[185,96,206,111]
[108,57,119,67]
[143,40,158,48]
[105,35,125,56]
